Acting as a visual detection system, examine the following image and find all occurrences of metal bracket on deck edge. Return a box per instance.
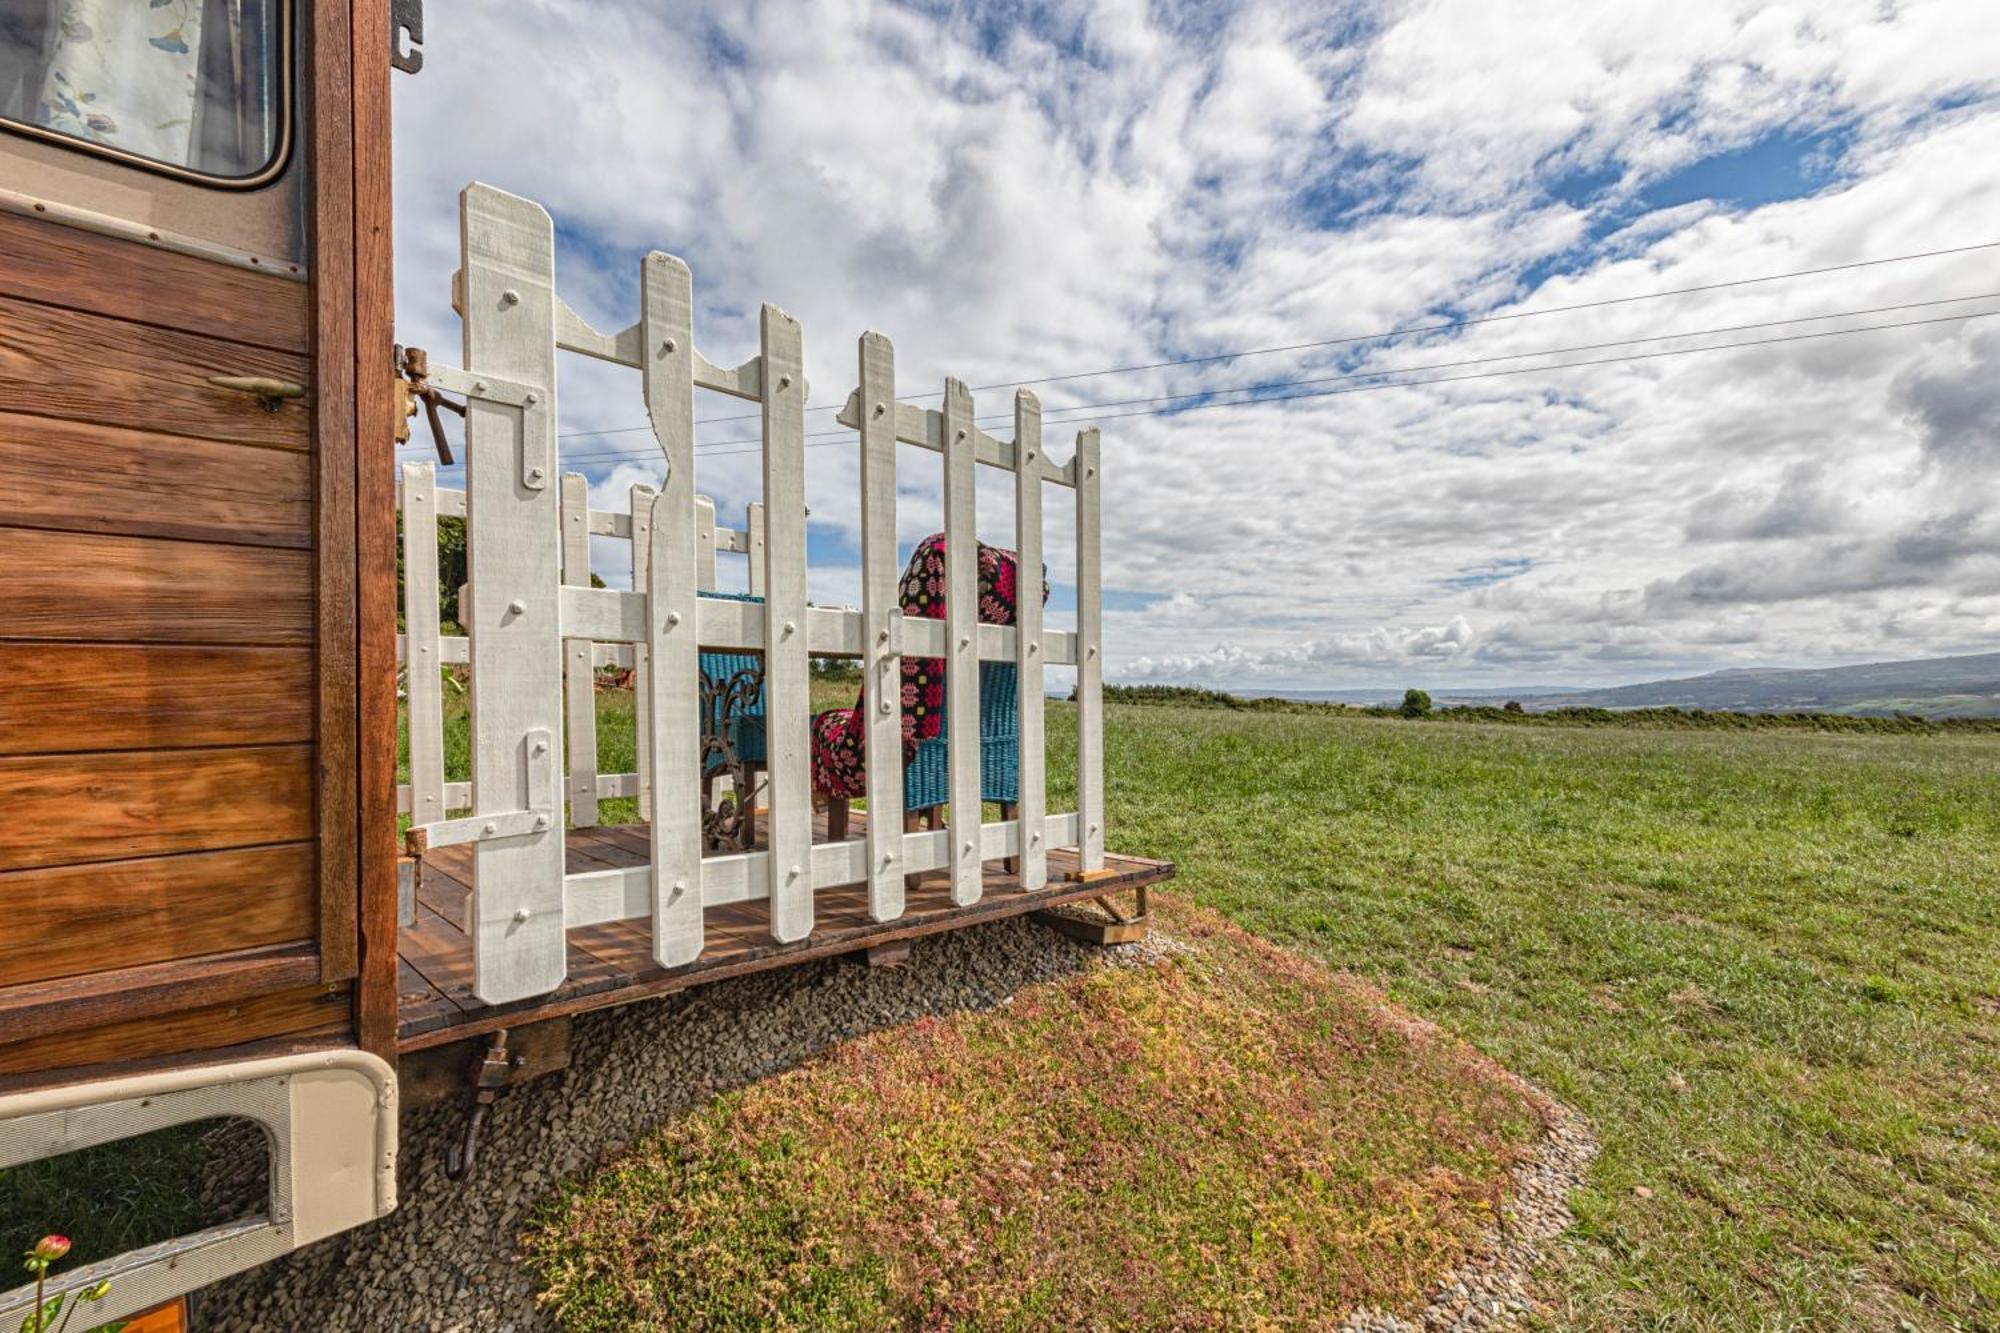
[406,727,556,855]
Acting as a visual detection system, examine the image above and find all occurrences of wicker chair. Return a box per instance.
[698,592,766,845]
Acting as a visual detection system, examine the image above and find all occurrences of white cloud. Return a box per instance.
[392,0,2000,689]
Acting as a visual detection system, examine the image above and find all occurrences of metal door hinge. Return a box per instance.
[391,0,424,74]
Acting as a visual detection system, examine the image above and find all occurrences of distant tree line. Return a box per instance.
[1093,683,2000,734]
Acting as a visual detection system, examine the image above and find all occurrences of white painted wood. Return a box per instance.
[400,462,447,828]
[396,781,471,814]
[834,391,1074,486]
[1074,426,1106,872]
[628,483,657,822]
[857,332,905,920]
[460,183,568,1004]
[760,304,814,943]
[552,296,764,401]
[717,524,752,554]
[941,378,982,906]
[745,502,767,597]
[560,473,599,828]
[587,509,630,539]
[641,256,706,968]
[1012,392,1048,890]
[695,494,719,590]
[562,812,1084,929]
[558,587,1076,664]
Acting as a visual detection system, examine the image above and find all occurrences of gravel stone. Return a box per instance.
[194,918,1588,1332]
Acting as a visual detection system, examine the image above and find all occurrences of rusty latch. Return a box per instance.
[396,344,464,465]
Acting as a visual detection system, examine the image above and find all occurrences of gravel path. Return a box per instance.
[197,919,1591,1331]
[1338,1061,1601,1332]
[198,919,1139,1332]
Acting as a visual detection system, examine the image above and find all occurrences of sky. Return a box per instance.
[390,0,2000,691]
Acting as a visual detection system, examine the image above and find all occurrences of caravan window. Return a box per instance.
[0,0,287,184]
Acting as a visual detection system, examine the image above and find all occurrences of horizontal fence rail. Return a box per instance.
[400,181,1107,1005]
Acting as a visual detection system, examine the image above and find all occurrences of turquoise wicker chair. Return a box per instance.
[903,660,1020,810]
[697,591,766,771]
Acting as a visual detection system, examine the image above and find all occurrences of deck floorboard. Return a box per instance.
[395,810,1172,1050]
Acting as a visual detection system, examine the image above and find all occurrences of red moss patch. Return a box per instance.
[526,900,1545,1331]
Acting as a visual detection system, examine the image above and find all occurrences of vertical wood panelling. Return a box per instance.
[310,0,359,988]
[400,463,445,825]
[1012,391,1047,891]
[857,332,904,920]
[760,306,813,942]
[641,256,704,967]
[349,0,404,1055]
[1074,427,1105,872]
[941,379,981,906]
[560,473,599,827]
[628,483,657,820]
[461,185,567,1004]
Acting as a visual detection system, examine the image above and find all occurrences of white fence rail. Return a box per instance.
[401,182,1106,1004]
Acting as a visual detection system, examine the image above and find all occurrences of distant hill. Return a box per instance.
[1511,652,2000,718]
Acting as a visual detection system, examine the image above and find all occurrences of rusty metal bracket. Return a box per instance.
[395,345,464,465]
[444,1028,512,1181]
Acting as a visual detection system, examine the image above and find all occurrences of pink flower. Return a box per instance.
[32,1235,69,1262]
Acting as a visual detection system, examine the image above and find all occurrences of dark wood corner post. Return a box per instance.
[311,0,399,1061]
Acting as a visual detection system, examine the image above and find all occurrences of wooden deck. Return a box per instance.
[396,812,1174,1050]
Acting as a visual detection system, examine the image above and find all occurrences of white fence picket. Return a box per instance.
[857,332,904,920]
[561,473,599,827]
[1012,392,1047,890]
[641,256,705,968]
[629,483,657,821]
[1074,426,1105,873]
[400,462,446,825]
[942,378,981,906]
[461,183,567,1004]
[760,304,814,942]
[745,502,767,597]
[695,495,719,590]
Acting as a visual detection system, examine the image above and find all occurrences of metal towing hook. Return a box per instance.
[444,1027,516,1181]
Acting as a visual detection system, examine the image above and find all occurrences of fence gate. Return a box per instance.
[401,183,1107,1005]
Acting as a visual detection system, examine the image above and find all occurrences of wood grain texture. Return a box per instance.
[0,413,311,548]
[0,844,316,987]
[348,0,404,1051]
[0,745,313,872]
[0,980,348,1076]
[0,210,309,351]
[0,942,322,1039]
[397,818,1176,1052]
[0,643,311,755]
[311,0,362,990]
[0,294,311,449]
[0,527,312,644]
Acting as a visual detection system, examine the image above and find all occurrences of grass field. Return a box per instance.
[437,687,2000,1328]
[1085,703,2000,1331]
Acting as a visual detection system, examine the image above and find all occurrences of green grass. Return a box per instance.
[1088,704,2000,1331]
[527,900,1545,1330]
[424,685,1999,1327]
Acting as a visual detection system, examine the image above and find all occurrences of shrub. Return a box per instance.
[1401,688,1432,718]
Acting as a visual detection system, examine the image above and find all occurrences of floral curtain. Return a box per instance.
[36,0,206,167]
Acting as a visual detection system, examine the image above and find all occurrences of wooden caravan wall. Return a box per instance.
[0,0,397,1078]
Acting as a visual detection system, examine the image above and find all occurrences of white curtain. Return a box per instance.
[36,0,205,166]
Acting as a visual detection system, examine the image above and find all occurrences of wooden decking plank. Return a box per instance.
[396,821,1175,1050]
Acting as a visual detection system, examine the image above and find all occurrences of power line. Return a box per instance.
[673,307,1995,461]
[543,238,2000,441]
[509,292,1996,468]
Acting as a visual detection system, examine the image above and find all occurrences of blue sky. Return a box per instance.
[392,0,2000,689]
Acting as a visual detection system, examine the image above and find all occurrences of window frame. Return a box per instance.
[0,1,295,191]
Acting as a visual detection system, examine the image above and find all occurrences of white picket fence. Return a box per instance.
[397,478,764,827]
[401,182,1105,1005]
